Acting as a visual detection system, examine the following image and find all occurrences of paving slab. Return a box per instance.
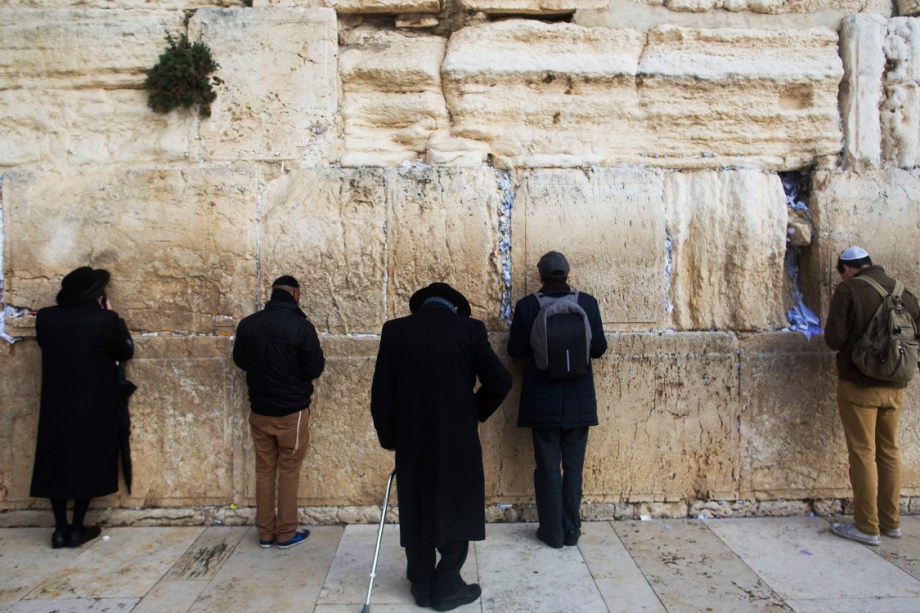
[25,527,204,600]
[578,522,665,612]
[0,527,89,609]
[616,519,790,612]
[786,597,920,613]
[188,525,342,612]
[872,515,920,581]
[130,579,210,613]
[477,522,605,612]
[6,597,141,612]
[706,516,920,601]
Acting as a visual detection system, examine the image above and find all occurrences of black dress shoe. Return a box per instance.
[51,530,68,549]
[535,528,563,549]
[564,529,580,547]
[411,583,433,607]
[433,583,481,611]
[66,525,101,548]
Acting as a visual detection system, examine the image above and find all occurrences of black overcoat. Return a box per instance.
[370,303,511,548]
[30,302,134,499]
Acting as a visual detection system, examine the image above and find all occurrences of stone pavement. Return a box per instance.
[3,516,920,612]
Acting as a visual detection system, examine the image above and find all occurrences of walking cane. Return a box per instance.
[362,468,396,613]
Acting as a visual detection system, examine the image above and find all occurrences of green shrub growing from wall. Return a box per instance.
[145,33,220,118]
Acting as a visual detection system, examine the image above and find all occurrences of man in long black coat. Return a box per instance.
[30,267,134,549]
[371,283,511,611]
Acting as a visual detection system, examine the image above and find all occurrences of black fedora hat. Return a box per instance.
[56,266,111,306]
[409,282,471,317]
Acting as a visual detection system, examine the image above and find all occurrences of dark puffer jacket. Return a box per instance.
[233,289,325,416]
[825,265,920,389]
[508,286,607,428]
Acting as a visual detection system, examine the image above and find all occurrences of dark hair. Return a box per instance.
[837,256,872,273]
[271,275,299,289]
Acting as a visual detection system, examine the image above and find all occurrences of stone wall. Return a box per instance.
[3,0,920,524]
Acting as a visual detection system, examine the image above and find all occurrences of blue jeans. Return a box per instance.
[532,426,589,544]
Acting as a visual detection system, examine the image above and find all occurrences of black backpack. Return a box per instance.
[529,291,592,380]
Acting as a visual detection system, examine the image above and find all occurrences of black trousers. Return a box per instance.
[405,540,469,599]
[532,426,589,544]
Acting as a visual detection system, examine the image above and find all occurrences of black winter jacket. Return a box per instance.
[233,290,325,416]
[508,286,607,428]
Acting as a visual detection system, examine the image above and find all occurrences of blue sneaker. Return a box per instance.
[276,530,310,549]
[259,537,274,549]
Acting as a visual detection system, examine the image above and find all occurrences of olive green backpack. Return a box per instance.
[851,277,920,384]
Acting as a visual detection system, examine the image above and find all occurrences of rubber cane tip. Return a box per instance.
[361,606,370,613]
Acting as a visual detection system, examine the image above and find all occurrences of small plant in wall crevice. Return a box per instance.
[145,33,221,118]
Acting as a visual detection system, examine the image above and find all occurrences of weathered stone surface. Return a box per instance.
[2,0,243,7]
[900,1,920,17]
[808,169,920,320]
[840,14,886,170]
[442,21,842,170]
[459,0,606,13]
[3,167,259,333]
[589,332,739,502]
[638,26,842,170]
[0,9,189,167]
[0,341,41,504]
[238,336,393,506]
[665,170,788,331]
[882,17,920,168]
[385,167,505,327]
[738,332,848,499]
[125,337,245,506]
[339,30,448,167]
[510,167,666,328]
[259,168,387,334]
[330,0,440,13]
[191,8,337,163]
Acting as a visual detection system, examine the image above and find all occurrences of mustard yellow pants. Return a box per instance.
[836,379,905,536]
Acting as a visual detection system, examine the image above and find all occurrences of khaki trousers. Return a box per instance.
[836,379,905,536]
[249,408,310,543]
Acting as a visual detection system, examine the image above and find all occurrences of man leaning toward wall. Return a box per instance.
[233,275,325,550]
[507,251,607,549]
[371,282,511,611]
[824,247,920,546]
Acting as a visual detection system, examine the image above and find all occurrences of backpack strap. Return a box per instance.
[857,276,889,299]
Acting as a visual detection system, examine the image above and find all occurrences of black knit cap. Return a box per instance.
[271,275,300,288]
[56,266,110,306]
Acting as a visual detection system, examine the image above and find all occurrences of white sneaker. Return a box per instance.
[831,522,880,546]
[882,527,902,538]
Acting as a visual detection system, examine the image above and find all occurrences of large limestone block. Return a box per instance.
[237,336,393,506]
[385,167,505,327]
[840,14,886,169]
[0,341,41,504]
[882,17,920,168]
[442,20,647,168]
[589,332,740,502]
[126,337,246,506]
[3,167,259,333]
[2,0,243,7]
[576,1,891,31]
[740,332,920,498]
[510,167,666,328]
[441,21,843,170]
[738,333,846,498]
[665,170,788,331]
[459,0,606,13]
[808,169,920,321]
[339,30,448,167]
[259,168,387,334]
[190,8,337,163]
[0,9,189,167]
[330,0,440,12]
[638,26,843,170]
